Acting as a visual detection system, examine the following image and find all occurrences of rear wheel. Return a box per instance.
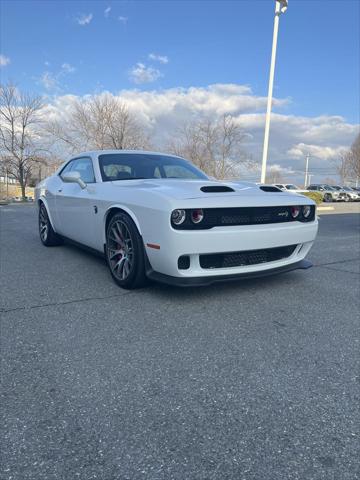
[106,212,146,289]
[324,193,332,203]
[39,203,63,246]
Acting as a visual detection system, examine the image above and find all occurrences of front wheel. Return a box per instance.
[324,193,332,203]
[106,212,146,289]
[39,203,63,246]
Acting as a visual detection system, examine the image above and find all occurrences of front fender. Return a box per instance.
[102,204,142,244]
[38,196,57,233]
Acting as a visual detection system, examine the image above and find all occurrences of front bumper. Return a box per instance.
[144,219,318,280]
[145,258,313,286]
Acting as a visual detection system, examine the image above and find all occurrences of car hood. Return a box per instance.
[111,179,312,206]
[111,179,259,199]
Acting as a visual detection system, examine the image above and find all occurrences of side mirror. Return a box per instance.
[62,171,86,189]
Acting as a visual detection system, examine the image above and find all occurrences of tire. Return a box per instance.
[324,193,332,203]
[344,195,350,202]
[105,212,146,289]
[39,203,63,246]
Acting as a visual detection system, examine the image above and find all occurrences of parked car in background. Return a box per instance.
[307,184,346,202]
[341,186,360,201]
[332,185,351,202]
[273,184,308,195]
[35,150,318,289]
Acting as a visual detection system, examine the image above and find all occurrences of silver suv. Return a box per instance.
[307,184,346,202]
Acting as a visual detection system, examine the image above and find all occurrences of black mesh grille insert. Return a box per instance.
[171,205,316,230]
[199,245,297,269]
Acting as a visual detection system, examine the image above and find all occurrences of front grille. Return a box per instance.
[171,206,316,230]
[199,245,297,269]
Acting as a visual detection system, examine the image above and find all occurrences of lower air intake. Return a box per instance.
[200,245,297,269]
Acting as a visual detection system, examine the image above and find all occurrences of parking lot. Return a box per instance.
[1,204,359,480]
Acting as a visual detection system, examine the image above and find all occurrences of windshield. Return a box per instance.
[343,187,353,192]
[324,185,335,191]
[98,153,208,182]
[285,184,299,190]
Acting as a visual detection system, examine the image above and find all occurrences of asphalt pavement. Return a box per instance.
[1,205,359,480]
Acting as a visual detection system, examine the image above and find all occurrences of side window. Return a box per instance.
[60,161,74,178]
[71,157,95,183]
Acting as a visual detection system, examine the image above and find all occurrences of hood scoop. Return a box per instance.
[260,186,282,192]
[200,185,235,193]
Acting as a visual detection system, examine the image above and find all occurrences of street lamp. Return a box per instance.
[260,0,288,184]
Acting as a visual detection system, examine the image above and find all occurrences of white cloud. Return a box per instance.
[0,54,10,67]
[287,143,348,161]
[39,63,76,91]
[118,16,128,24]
[40,71,59,90]
[42,84,359,182]
[129,63,162,84]
[148,53,169,64]
[104,6,111,17]
[77,13,93,26]
[61,63,75,73]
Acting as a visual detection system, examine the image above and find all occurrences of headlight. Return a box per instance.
[191,208,204,224]
[171,209,186,225]
[302,205,311,218]
[291,206,301,219]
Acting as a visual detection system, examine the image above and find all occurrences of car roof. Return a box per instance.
[75,149,184,160]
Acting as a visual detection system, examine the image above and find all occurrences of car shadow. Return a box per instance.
[145,270,306,299]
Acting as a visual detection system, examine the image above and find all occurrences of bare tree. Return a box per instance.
[347,133,360,182]
[168,115,250,179]
[266,165,285,184]
[336,153,350,184]
[0,83,46,199]
[46,94,150,154]
[336,132,360,184]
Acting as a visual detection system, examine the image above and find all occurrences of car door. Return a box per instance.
[55,157,98,248]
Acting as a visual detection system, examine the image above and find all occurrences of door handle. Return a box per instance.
[58,189,62,193]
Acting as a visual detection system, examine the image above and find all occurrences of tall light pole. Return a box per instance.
[304,153,310,188]
[260,0,288,184]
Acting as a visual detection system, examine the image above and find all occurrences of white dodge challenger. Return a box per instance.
[35,150,318,288]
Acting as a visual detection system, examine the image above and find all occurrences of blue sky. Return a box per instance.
[1,0,359,122]
[1,1,359,183]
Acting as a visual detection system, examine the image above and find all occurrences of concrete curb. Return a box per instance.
[317,203,360,215]
[317,206,335,211]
